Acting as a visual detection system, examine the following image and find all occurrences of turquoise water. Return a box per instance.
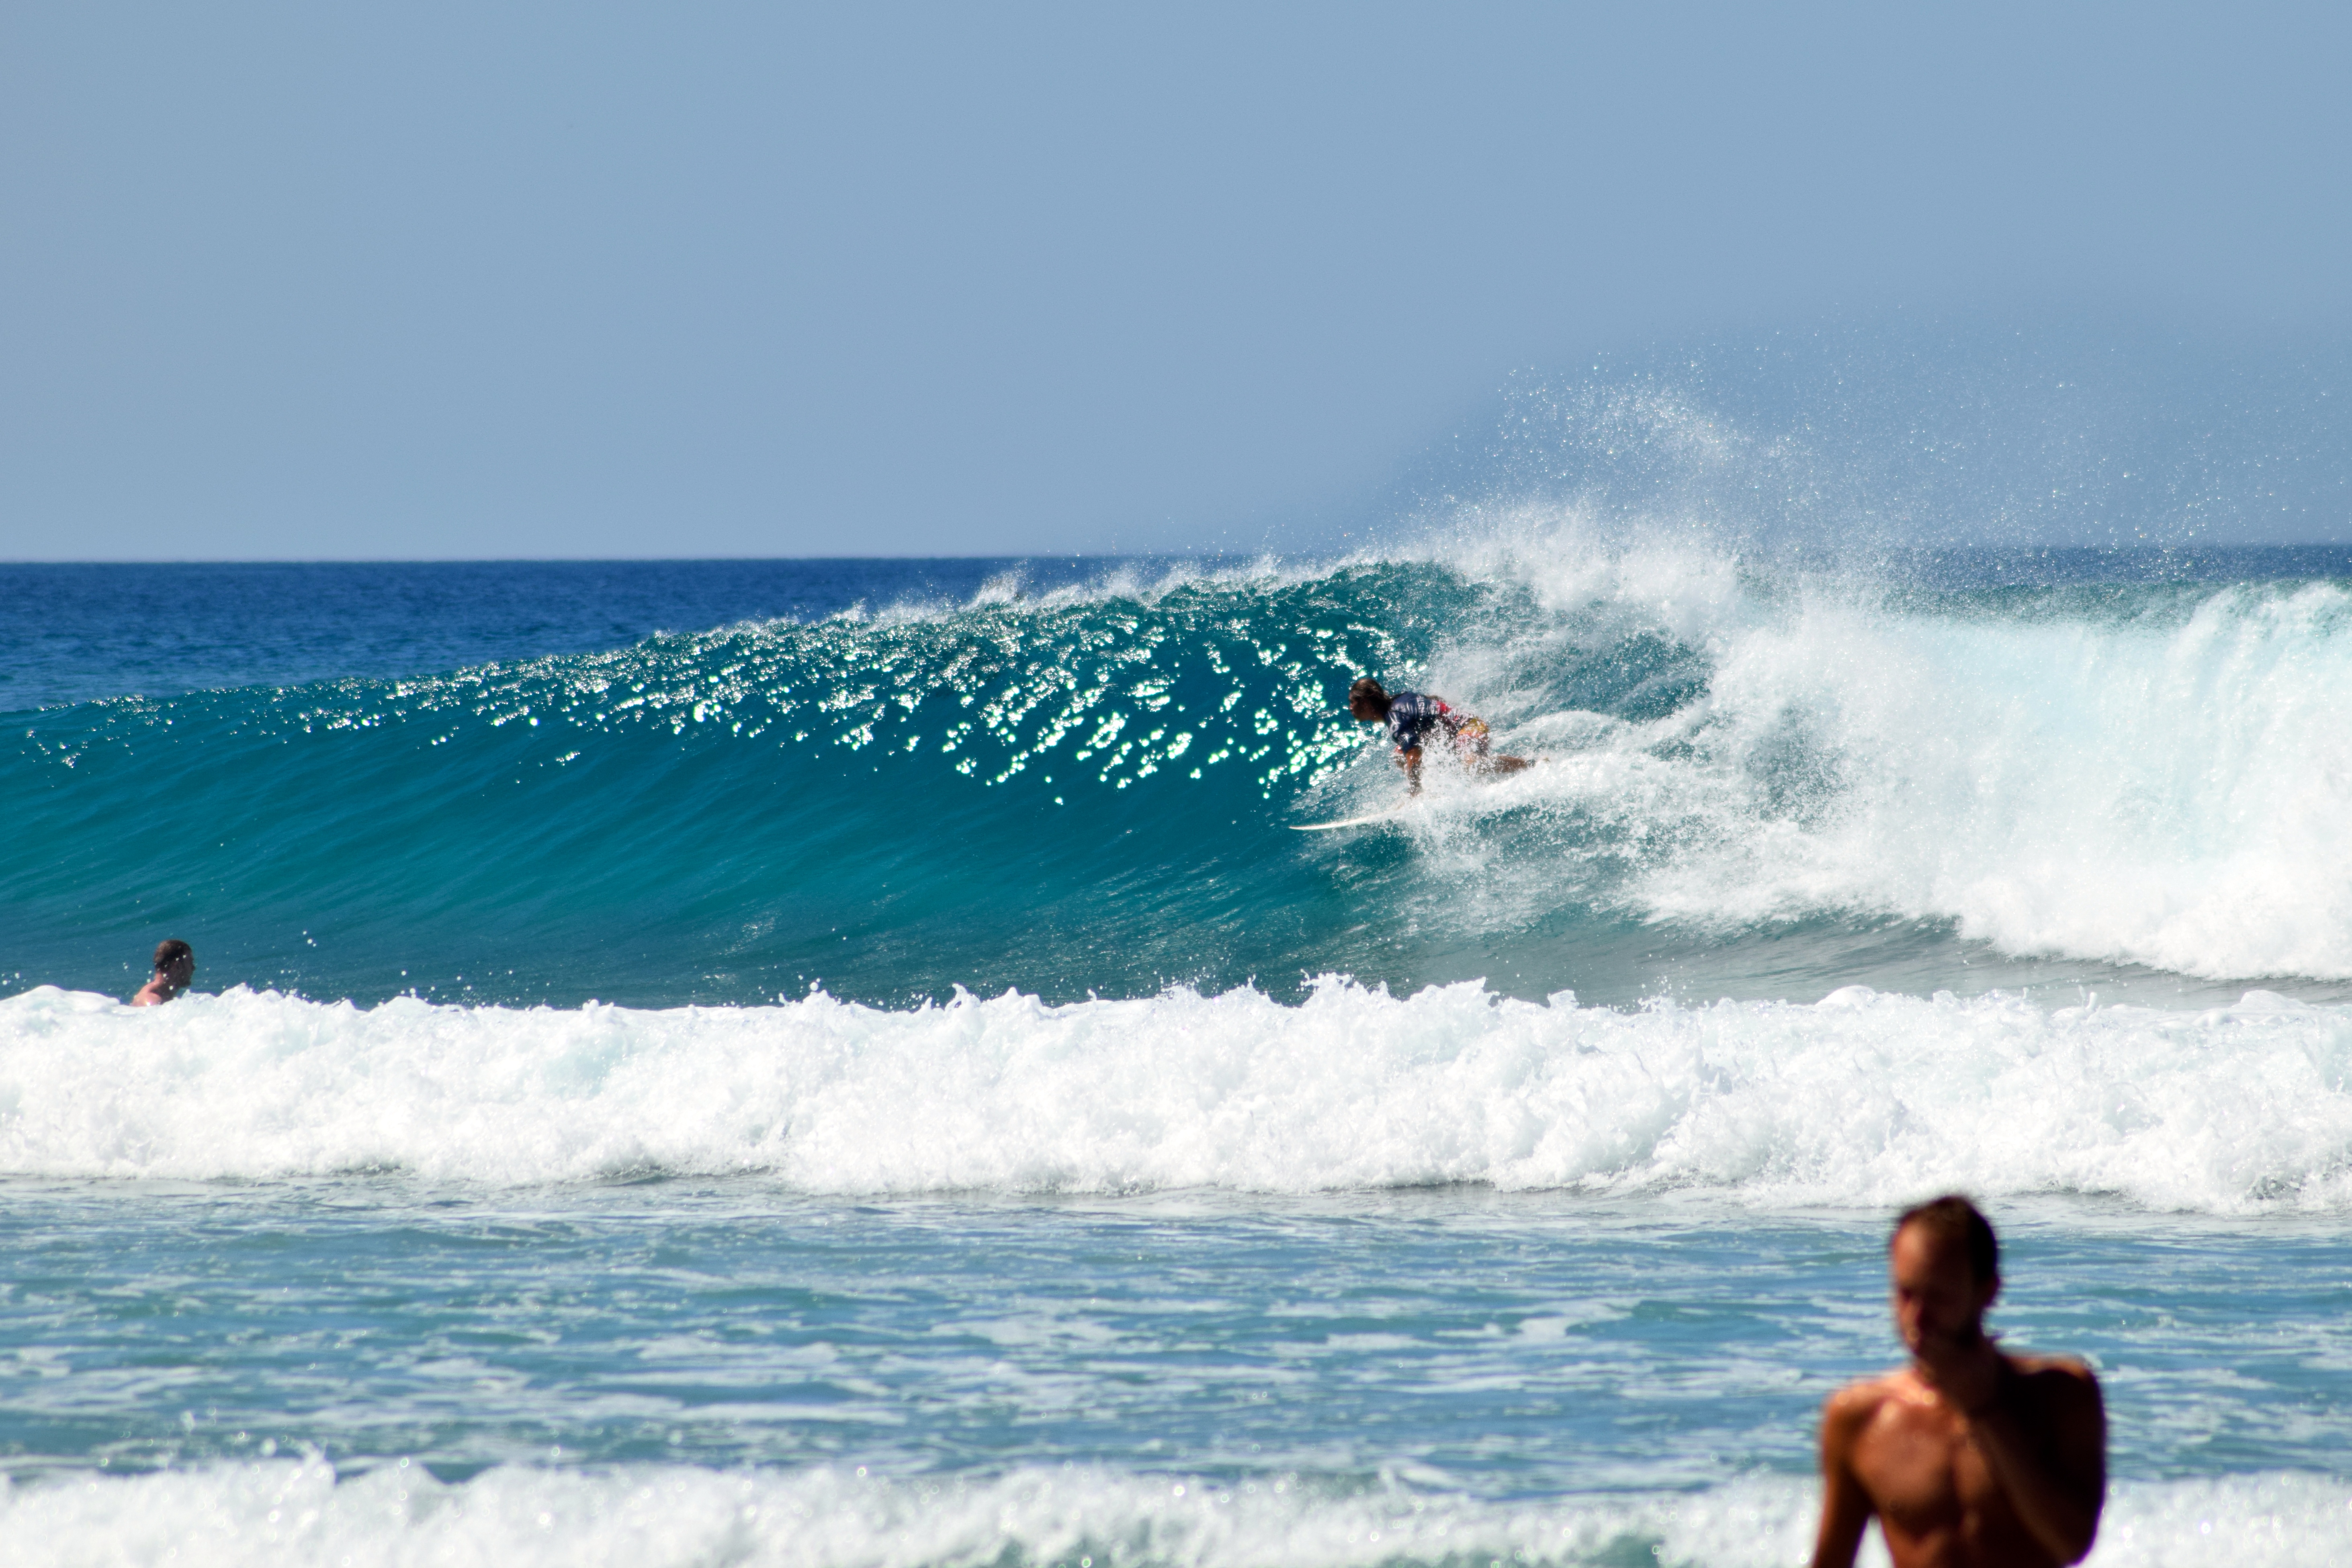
[16,547,2352,1011]
[7,542,2352,1563]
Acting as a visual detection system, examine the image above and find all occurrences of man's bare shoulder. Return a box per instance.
[2006,1351,2096,1381]
[2006,1353,2102,1399]
[2003,1351,2104,1423]
[1821,1368,1926,1430]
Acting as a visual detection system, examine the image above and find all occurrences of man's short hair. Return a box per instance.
[1893,1194,1999,1283]
[1349,677,1390,712]
[152,939,194,982]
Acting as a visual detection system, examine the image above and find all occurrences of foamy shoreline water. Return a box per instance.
[5,1461,2344,1568]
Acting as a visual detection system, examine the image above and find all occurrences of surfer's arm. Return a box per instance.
[1395,745,1423,794]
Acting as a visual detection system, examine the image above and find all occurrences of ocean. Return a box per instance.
[5,535,2352,1564]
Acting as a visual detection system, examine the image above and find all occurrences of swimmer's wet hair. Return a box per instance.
[1893,1194,1998,1282]
[1349,677,1389,709]
[152,938,193,981]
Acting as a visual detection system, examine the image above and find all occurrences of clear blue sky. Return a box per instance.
[3,3,2347,559]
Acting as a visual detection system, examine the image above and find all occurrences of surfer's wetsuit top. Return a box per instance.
[1384,692,1456,752]
[1382,691,1494,757]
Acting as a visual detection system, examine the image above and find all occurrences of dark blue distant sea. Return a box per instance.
[4,543,2350,1564]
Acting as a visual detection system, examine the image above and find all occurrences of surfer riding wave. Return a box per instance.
[1347,678,1530,796]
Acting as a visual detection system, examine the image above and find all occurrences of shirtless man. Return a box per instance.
[1347,677,1530,795]
[1811,1195,2106,1568]
[130,939,195,1006]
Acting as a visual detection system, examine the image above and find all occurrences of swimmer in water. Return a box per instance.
[1810,1195,2106,1568]
[130,939,194,1007]
[1347,677,1530,795]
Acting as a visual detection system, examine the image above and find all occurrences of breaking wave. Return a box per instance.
[7,979,2351,1212]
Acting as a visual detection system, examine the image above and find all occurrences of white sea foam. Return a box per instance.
[2,1458,2344,1568]
[6,980,2351,1209]
[849,553,1310,625]
[1396,519,2352,982]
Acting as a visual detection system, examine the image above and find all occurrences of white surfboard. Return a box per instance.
[1292,760,1548,829]
[1290,802,1417,831]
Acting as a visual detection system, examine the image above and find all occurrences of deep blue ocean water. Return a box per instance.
[6,539,2352,1564]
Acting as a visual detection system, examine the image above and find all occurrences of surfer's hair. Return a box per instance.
[1349,678,1390,714]
[151,939,194,986]
[1893,1194,1998,1283]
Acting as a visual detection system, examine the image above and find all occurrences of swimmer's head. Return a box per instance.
[1890,1195,2000,1357]
[1348,678,1391,722]
[151,939,194,994]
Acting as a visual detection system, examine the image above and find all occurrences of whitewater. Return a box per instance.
[6,536,2352,1566]
[6,980,2352,1213]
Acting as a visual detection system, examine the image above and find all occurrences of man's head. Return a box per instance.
[151,939,194,994]
[1890,1194,2000,1361]
[1348,678,1391,722]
